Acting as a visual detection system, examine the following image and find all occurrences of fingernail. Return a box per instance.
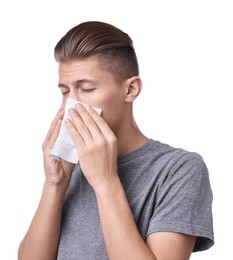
[65,118,71,124]
[69,108,75,113]
[75,103,83,109]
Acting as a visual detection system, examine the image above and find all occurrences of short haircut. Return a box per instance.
[54,21,139,84]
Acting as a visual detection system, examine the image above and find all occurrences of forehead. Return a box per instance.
[58,56,107,79]
[58,57,118,87]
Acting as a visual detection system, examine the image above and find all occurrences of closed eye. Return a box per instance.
[81,88,95,92]
[62,91,69,96]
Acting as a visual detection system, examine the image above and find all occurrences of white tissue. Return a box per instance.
[50,98,102,164]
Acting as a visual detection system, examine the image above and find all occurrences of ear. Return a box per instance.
[124,76,142,103]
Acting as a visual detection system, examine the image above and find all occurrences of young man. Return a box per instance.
[18,21,214,259]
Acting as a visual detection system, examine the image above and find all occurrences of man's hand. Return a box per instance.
[18,107,76,260]
[65,103,118,191]
[42,107,74,189]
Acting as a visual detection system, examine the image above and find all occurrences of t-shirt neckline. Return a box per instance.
[117,139,159,164]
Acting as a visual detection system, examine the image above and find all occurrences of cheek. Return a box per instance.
[100,97,125,130]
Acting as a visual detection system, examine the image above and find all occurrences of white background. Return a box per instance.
[0,0,232,259]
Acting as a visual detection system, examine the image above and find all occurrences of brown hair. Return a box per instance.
[54,21,139,84]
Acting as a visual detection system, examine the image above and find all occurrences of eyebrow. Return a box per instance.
[58,79,96,88]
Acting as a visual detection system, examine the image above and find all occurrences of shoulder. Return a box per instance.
[147,140,209,176]
[169,149,210,183]
[151,140,209,176]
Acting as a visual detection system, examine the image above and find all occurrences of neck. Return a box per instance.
[115,117,149,156]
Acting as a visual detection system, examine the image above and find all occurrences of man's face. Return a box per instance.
[58,56,128,133]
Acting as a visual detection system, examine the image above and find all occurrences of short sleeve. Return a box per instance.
[147,152,214,252]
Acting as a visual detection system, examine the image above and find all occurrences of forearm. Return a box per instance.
[18,182,66,260]
[95,177,156,260]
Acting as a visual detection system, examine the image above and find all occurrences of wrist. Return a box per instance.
[44,179,69,197]
[93,175,122,197]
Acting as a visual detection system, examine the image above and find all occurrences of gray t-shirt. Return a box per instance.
[57,139,214,259]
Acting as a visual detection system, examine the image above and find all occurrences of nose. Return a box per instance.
[67,89,80,101]
[66,90,85,104]
[62,91,78,107]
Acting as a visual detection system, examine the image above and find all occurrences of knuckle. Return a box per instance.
[96,137,106,148]
[108,134,117,145]
[42,142,46,151]
[77,124,86,132]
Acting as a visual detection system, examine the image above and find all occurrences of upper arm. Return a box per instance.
[146,152,214,253]
[146,232,196,260]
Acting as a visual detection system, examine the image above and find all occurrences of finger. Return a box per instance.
[42,107,64,149]
[68,107,93,144]
[74,104,102,138]
[65,118,85,149]
[84,104,114,137]
[43,118,62,155]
